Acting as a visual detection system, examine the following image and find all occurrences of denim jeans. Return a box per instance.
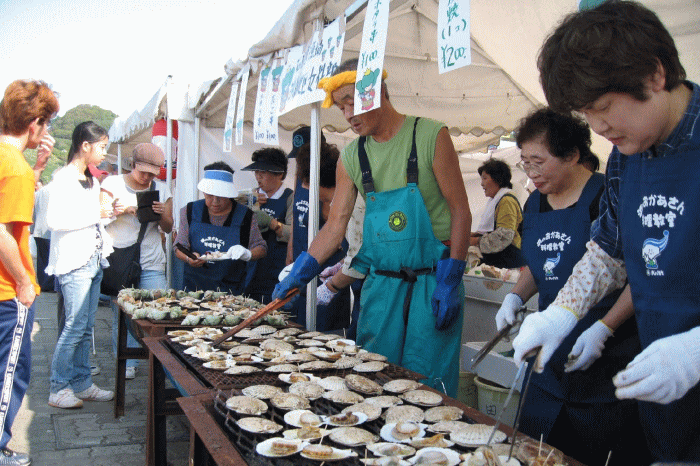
[50,253,102,394]
[111,269,167,368]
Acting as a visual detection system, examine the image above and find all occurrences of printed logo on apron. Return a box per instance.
[296,199,309,227]
[535,231,572,281]
[200,235,225,251]
[388,210,407,231]
[636,193,683,276]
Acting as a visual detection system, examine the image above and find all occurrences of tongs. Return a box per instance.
[469,306,527,371]
[210,288,299,348]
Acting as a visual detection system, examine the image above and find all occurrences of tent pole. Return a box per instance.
[306,102,321,331]
[117,144,122,175]
[165,112,173,289]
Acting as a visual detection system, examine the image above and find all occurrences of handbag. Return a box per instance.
[101,182,156,296]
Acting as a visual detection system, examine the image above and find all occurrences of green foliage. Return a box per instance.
[25,104,117,183]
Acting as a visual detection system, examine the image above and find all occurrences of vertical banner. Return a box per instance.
[223,80,239,152]
[279,16,346,115]
[265,59,283,145]
[438,0,471,74]
[254,64,272,143]
[235,64,250,146]
[355,0,390,116]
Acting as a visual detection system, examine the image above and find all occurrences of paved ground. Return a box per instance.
[9,291,190,466]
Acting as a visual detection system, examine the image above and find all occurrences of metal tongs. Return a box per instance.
[469,306,527,371]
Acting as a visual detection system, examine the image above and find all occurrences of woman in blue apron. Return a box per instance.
[287,142,350,332]
[497,109,648,466]
[241,148,293,303]
[173,163,267,294]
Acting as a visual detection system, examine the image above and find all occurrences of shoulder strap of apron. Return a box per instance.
[357,117,421,194]
[575,172,605,214]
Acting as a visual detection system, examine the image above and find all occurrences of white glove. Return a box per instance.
[278,264,293,282]
[316,281,338,306]
[320,261,343,280]
[496,293,524,331]
[613,326,700,404]
[564,320,613,372]
[512,305,578,372]
[228,245,252,261]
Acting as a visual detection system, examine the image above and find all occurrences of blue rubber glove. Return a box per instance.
[272,251,322,302]
[431,258,466,330]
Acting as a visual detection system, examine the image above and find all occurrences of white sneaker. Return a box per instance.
[74,384,114,402]
[125,366,137,379]
[90,364,100,376]
[48,388,83,409]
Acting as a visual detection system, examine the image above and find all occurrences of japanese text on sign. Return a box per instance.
[235,64,250,146]
[223,80,239,152]
[437,0,471,74]
[355,0,389,115]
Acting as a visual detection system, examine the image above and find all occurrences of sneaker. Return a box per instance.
[74,384,114,402]
[0,448,30,465]
[125,366,137,379]
[90,364,100,376]
[48,388,83,409]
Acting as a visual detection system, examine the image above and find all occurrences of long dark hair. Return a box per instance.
[67,121,108,183]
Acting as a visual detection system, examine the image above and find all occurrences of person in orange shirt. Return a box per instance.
[0,79,58,466]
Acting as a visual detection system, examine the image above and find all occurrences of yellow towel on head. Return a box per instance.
[318,69,388,108]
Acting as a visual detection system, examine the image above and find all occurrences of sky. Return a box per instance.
[0,0,294,117]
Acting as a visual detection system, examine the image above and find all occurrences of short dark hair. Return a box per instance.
[478,159,512,189]
[538,0,685,112]
[516,108,599,172]
[295,141,340,188]
[251,147,288,179]
[0,80,59,135]
[204,161,234,173]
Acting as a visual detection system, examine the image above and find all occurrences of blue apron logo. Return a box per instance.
[642,230,669,271]
[388,211,407,232]
[543,253,561,277]
[200,236,225,251]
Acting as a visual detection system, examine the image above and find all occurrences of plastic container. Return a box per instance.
[457,372,478,409]
[474,376,520,426]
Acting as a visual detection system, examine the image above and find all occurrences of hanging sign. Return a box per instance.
[254,64,272,143]
[235,64,250,146]
[265,59,284,145]
[279,16,346,115]
[438,0,471,73]
[223,79,239,152]
[354,0,390,115]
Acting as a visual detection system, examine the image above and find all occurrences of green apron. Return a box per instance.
[353,118,464,396]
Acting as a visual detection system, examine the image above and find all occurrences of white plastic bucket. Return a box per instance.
[474,376,520,426]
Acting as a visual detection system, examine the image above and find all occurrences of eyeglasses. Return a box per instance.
[516,160,544,176]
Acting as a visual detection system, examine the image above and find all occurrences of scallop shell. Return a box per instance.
[333,356,362,369]
[353,361,388,373]
[380,422,426,443]
[341,402,382,422]
[260,339,295,353]
[280,352,317,364]
[270,393,311,410]
[450,424,506,447]
[217,340,239,350]
[400,389,443,407]
[298,331,324,339]
[283,409,323,428]
[256,438,306,457]
[273,327,303,338]
[357,351,389,362]
[344,374,383,395]
[233,329,257,339]
[202,360,231,371]
[241,384,283,400]
[313,333,342,342]
[364,395,403,408]
[366,442,416,458]
[324,411,368,427]
[326,338,356,349]
[300,444,357,461]
[409,433,454,449]
[288,381,325,400]
[410,447,460,466]
[383,379,422,394]
[311,350,344,362]
[384,405,425,424]
[227,344,260,355]
[251,324,277,335]
[328,426,378,446]
[361,457,411,466]
[297,339,325,347]
[224,365,260,375]
[195,351,227,361]
[282,426,330,440]
[266,364,302,373]
[236,417,282,434]
[278,372,320,384]
[230,354,263,364]
[322,389,365,405]
[298,360,335,371]
[317,376,347,391]
[167,330,192,338]
[426,420,471,434]
[224,395,268,415]
[423,406,463,423]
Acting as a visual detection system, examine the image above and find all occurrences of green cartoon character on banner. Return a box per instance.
[356,68,381,111]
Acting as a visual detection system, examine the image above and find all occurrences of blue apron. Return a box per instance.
[519,173,642,461]
[619,144,700,461]
[183,199,249,294]
[290,180,350,331]
[353,118,463,396]
[243,188,293,303]
[480,193,526,269]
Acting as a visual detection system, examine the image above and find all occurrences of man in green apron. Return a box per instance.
[273,60,471,396]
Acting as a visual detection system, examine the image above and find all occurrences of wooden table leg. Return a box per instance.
[147,349,168,466]
[189,427,211,466]
[114,306,127,418]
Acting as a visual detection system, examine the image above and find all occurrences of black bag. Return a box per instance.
[100,221,148,296]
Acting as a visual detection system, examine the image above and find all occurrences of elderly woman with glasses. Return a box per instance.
[470,159,525,269]
[494,108,648,466]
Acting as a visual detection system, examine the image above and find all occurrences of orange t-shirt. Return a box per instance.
[0,143,39,300]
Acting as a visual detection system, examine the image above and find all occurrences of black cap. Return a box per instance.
[241,147,287,173]
[288,126,326,159]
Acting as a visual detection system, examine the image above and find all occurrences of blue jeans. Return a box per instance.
[50,253,102,394]
[111,269,167,368]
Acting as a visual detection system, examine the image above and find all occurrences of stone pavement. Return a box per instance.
[9,291,190,466]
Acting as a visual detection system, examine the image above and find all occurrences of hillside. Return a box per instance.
[25,104,117,184]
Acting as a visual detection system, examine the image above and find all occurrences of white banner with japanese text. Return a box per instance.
[354,0,389,115]
[438,0,471,74]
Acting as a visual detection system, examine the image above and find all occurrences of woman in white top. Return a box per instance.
[46,121,115,409]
